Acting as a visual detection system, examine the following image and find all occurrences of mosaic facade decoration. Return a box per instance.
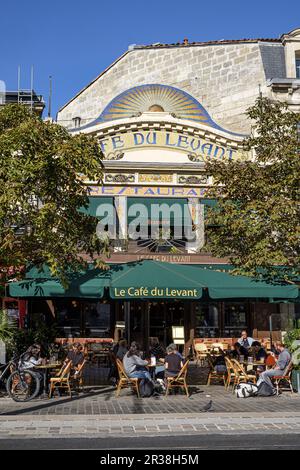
[82,84,241,135]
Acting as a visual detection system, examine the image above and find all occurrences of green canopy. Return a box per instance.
[9,268,110,298]
[109,260,203,299]
[9,260,298,301]
[108,261,297,300]
[187,264,298,300]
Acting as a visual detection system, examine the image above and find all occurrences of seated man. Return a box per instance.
[64,342,85,374]
[164,344,183,380]
[260,341,291,394]
[238,330,254,350]
[251,341,267,361]
[229,342,248,359]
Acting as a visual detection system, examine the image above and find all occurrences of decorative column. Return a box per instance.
[114,196,127,251]
[186,198,205,253]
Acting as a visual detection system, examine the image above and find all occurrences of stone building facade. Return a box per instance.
[57,28,300,134]
[10,29,298,347]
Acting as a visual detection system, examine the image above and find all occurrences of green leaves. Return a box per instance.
[0,104,105,284]
[205,97,300,281]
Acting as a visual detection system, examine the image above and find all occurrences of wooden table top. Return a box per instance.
[35,363,61,369]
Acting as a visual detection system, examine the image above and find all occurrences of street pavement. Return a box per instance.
[0,384,300,448]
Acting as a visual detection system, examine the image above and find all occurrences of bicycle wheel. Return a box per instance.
[6,370,40,402]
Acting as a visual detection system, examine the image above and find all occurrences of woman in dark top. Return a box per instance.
[149,337,165,360]
[164,344,183,379]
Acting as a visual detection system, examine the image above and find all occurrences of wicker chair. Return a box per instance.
[231,358,257,392]
[49,361,72,398]
[165,360,190,397]
[115,358,140,398]
[206,354,227,387]
[194,343,208,366]
[271,360,294,395]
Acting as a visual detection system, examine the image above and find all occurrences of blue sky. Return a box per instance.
[1,0,299,117]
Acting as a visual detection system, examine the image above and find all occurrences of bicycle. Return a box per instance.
[0,356,40,402]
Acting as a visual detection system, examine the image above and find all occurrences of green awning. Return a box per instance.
[109,260,203,299]
[108,261,298,301]
[187,265,298,300]
[9,268,110,298]
[9,260,298,301]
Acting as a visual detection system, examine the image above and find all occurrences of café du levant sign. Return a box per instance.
[100,130,245,161]
[111,286,202,299]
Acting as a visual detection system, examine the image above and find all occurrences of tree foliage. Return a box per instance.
[205,97,300,280]
[0,104,106,284]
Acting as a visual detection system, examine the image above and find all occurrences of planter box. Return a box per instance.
[292,370,300,392]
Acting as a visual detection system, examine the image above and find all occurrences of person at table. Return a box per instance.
[251,341,267,361]
[238,330,254,350]
[167,343,184,361]
[20,344,45,369]
[149,337,165,360]
[260,341,291,394]
[164,344,183,379]
[229,342,248,359]
[123,342,154,383]
[65,342,84,373]
[19,344,45,390]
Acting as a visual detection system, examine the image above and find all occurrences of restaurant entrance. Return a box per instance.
[148,300,185,346]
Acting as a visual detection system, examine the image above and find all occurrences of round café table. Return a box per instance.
[35,363,62,398]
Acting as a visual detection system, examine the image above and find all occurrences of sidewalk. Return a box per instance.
[1,385,300,439]
[1,384,300,416]
[1,412,300,439]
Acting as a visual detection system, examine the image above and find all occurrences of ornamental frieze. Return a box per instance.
[178,175,208,185]
[105,173,135,183]
[138,174,174,183]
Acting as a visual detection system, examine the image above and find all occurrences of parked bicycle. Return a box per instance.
[0,356,40,402]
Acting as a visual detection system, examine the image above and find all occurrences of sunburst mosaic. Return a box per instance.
[99,84,213,124]
[82,84,226,130]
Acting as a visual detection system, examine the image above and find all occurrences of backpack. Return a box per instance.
[234,383,258,398]
[139,379,154,397]
[257,381,276,397]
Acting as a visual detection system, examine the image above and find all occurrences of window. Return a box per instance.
[296,58,300,78]
[72,116,81,128]
[195,302,220,338]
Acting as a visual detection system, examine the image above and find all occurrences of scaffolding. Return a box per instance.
[17,65,34,112]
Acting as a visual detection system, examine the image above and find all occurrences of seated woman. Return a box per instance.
[164,344,183,380]
[123,342,153,383]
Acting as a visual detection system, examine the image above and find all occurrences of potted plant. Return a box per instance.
[283,329,300,392]
[0,310,17,363]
